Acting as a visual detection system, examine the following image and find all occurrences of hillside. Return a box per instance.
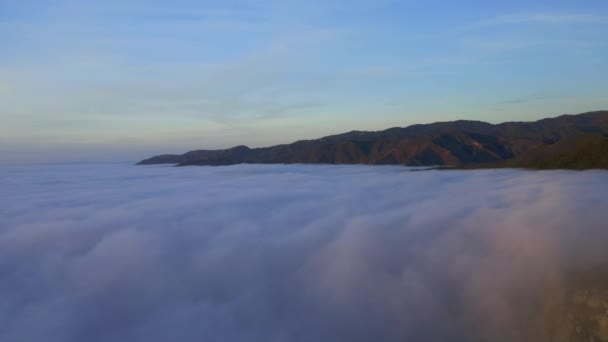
[138,111,608,169]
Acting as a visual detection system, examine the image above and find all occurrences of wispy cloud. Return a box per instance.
[473,13,608,27]
[460,37,605,53]
[497,92,579,105]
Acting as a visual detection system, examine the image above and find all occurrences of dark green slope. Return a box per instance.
[513,135,608,170]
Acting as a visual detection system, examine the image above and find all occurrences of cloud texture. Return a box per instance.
[1,164,608,341]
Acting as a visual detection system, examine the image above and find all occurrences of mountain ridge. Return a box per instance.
[138,110,608,169]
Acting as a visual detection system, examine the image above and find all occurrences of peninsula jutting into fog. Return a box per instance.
[139,110,608,169]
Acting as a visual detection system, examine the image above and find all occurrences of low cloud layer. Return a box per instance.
[1,164,608,341]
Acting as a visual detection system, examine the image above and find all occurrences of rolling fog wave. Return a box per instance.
[1,164,608,341]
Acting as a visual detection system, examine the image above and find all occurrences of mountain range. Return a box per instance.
[138,110,608,169]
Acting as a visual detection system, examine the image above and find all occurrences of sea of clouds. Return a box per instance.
[1,163,608,342]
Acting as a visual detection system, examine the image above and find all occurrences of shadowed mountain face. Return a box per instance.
[138,111,608,168]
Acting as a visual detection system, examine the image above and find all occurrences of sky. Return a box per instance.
[2,163,608,341]
[1,0,608,163]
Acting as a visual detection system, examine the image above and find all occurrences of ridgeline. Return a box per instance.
[138,111,608,170]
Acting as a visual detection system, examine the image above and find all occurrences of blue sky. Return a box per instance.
[1,0,607,163]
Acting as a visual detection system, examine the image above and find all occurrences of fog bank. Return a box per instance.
[1,164,608,341]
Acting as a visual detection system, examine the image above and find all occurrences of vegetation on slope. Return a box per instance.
[138,111,608,170]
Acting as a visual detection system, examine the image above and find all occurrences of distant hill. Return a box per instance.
[138,111,608,169]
